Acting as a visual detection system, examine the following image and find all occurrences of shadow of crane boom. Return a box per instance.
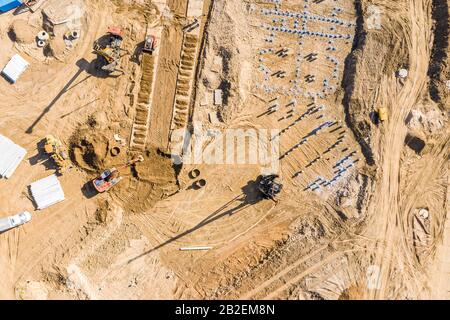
[127,177,265,264]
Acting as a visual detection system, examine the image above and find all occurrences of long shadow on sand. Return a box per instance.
[25,56,118,134]
[127,177,266,264]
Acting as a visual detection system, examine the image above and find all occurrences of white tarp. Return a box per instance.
[2,54,29,83]
[0,134,27,179]
[30,174,65,210]
[187,0,203,17]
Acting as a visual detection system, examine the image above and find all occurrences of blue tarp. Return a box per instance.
[0,0,23,13]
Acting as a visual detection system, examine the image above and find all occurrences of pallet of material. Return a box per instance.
[29,174,65,210]
[0,134,27,179]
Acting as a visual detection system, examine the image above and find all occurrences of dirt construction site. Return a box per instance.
[0,0,449,300]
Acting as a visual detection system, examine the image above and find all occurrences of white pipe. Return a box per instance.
[179,246,213,251]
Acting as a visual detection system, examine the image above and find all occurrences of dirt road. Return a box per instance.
[364,0,434,299]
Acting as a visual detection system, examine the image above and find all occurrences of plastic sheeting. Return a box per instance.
[0,134,26,179]
[30,174,65,210]
[2,54,29,83]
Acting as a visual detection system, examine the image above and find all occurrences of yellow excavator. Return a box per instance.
[43,135,69,173]
[93,27,126,73]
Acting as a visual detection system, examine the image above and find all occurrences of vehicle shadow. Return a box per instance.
[25,56,122,134]
[28,139,59,172]
[130,41,145,65]
[81,180,99,199]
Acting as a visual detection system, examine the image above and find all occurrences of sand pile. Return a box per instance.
[9,20,38,44]
[111,148,180,213]
[46,37,67,59]
[70,128,110,172]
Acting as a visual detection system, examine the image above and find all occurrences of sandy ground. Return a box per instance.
[0,0,448,300]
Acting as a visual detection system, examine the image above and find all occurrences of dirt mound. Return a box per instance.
[111,148,180,213]
[70,128,110,172]
[339,283,364,300]
[9,20,38,44]
[46,36,67,59]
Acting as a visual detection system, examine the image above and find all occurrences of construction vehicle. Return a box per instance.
[258,174,283,201]
[92,155,144,193]
[377,107,388,122]
[143,34,157,54]
[43,135,69,173]
[93,27,125,73]
[0,211,31,233]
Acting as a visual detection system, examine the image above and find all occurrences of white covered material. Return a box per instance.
[187,0,203,17]
[2,54,29,83]
[30,174,65,210]
[0,134,27,179]
[214,89,223,106]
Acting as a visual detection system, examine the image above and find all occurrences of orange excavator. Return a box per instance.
[92,155,144,193]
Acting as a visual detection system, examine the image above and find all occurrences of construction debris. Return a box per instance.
[43,135,70,173]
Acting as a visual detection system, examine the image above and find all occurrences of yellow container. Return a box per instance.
[378,108,388,121]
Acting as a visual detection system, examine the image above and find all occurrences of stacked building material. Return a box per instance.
[29,174,65,210]
[0,134,27,179]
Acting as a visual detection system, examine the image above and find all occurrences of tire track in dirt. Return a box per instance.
[365,0,433,299]
[239,238,363,300]
[239,243,330,299]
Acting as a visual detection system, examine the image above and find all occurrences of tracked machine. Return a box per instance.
[143,34,157,54]
[258,174,283,202]
[92,155,144,193]
[93,27,126,73]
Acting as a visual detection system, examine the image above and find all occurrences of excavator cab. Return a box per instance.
[258,174,283,201]
[91,155,144,193]
[92,168,123,193]
[143,34,157,54]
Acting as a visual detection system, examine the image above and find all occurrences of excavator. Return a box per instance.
[143,34,157,54]
[92,155,144,193]
[43,135,69,174]
[93,27,126,73]
[258,174,283,202]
